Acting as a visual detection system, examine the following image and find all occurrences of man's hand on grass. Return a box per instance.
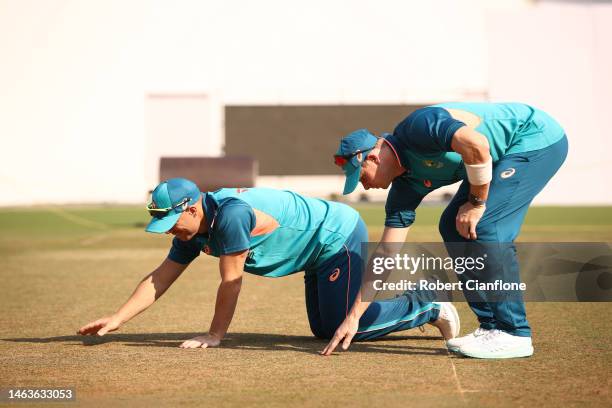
[321,314,360,356]
[78,315,122,336]
[180,334,221,349]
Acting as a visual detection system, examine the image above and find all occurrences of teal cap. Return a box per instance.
[145,178,201,233]
[335,129,378,195]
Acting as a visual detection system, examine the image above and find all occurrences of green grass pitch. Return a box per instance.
[1,205,611,407]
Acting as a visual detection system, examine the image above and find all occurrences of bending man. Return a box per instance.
[78,178,459,348]
[324,102,567,359]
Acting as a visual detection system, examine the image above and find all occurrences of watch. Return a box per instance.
[468,193,486,207]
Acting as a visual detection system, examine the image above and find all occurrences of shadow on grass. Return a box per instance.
[2,332,447,356]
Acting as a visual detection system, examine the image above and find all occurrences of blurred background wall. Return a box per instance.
[0,0,610,206]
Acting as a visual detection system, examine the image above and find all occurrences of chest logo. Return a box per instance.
[329,268,341,282]
[423,179,432,188]
[500,168,516,179]
[423,160,444,169]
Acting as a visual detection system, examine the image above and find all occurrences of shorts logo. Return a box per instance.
[423,179,432,188]
[329,268,340,282]
[500,168,516,179]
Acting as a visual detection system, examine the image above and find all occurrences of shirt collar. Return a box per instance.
[382,135,409,174]
[201,192,218,233]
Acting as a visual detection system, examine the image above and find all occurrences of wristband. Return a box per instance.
[465,158,492,186]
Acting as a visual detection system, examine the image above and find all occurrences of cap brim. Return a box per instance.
[145,212,182,233]
[342,165,361,195]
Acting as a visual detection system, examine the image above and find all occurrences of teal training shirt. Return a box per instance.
[384,103,565,228]
[168,188,360,277]
[434,102,565,161]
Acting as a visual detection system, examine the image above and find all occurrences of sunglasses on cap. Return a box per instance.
[146,197,191,218]
[333,146,375,167]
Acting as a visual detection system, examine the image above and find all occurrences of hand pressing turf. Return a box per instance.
[77,315,122,336]
[179,334,221,349]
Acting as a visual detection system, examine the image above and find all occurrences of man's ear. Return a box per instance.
[187,206,198,216]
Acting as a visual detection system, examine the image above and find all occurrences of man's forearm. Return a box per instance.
[360,229,408,292]
[208,279,242,340]
[469,183,490,205]
[451,127,492,204]
[114,261,184,324]
[114,275,160,323]
[347,289,371,320]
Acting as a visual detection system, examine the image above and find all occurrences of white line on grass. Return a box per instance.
[446,351,467,404]
[47,208,109,230]
[0,176,109,230]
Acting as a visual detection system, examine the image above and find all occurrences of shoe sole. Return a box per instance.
[441,302,460,339]
[459,346,534,359]
[431,302,460,344]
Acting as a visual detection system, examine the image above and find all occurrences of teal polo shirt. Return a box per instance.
[167,188,360,277]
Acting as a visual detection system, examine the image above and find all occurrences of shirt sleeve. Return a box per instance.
[385,178,427,228]
[392,107,466,153]
[214,198,256,255]
[168,236,201,265]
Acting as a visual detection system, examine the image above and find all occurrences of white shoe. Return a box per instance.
[428,302,460,341]
[446,327,492,352]
[458,329,534,359]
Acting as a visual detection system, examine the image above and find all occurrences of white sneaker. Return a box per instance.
[458,329,534,359]
[428,302,460,341]
[446,327,491,352]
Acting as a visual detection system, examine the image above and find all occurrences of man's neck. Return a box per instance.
[197,196,208,234]
[381,142,406,179]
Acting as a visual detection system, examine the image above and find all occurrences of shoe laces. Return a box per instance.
[474,327,491,337]
[481,329,503,341]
